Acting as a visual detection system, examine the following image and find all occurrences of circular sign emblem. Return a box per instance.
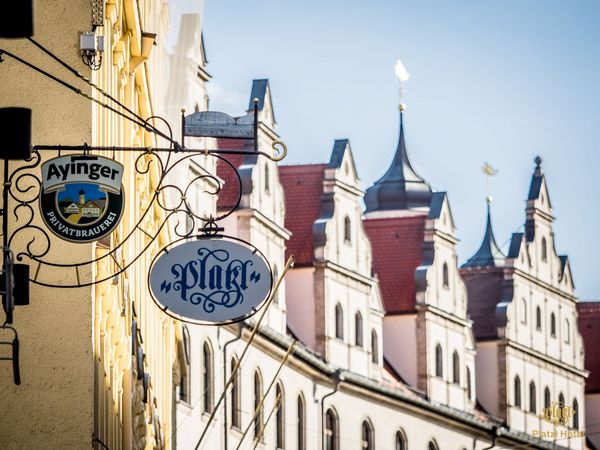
[40,155,124,243]
[148,236,273,324]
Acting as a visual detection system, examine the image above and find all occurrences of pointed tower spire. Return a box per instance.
[463,198,505,268]
[364,60,433,212]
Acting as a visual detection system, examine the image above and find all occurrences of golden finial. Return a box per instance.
[482,162,498,203]
[394,59,410,112]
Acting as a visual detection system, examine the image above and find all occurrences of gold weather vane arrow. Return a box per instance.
[394,59,410,112]
[482,162,498,203]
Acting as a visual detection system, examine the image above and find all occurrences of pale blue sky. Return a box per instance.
[172,1,599,300]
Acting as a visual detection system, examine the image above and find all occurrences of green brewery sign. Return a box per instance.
[40,155,124,243]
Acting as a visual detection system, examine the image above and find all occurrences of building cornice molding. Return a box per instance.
[501,340,588,378]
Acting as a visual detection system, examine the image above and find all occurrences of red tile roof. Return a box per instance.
[216,138,247,210]
[279,164,327,266]
[577,301,600,393]
[364,215,426,314]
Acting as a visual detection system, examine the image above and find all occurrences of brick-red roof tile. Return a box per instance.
[279,164,327,266]
[364,215,426,314]
[577,301,600,393]
[216,138,248,210]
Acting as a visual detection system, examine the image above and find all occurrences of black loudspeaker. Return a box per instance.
[12,264,29,306]
[0,108,32,160]
[0,0,33,38]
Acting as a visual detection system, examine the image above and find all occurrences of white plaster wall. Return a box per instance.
[286,268,316,348]
[383,315,417,386]
[476,342,499,417]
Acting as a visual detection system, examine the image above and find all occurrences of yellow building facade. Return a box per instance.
[0,0,180,448]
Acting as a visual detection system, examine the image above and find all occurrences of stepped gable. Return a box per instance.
[364,214,426,314]
[578,301,600,393]
[279,164,327,266]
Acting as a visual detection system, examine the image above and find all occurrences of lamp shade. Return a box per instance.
[0,108,32,160]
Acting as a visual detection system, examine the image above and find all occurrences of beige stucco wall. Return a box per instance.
[0,1,95,448]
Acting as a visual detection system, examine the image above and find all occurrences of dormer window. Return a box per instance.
[541,237,547,262]
[536,306,542,331]
[354,312,363,347]
[435,344,443,377]
[335,303,344,339]
[264,163,270,193]
[550,313,556,337]
[344,216,351,242]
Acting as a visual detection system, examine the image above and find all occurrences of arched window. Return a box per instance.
[395,430,407,450]
[466,367,472,400]
[435,344,443,377]
[559,392,565,408]
[428,439,439,450]
[521,299,527,324]
[573,398,579,430]
[541,237,547,262]
[529,381,537,413]
[514,376,521,407]
[179,325,191,403]
[355,312,363,347]
[231,356,241,428]
[324,408,339,450]
[550,313,556,337]
[335,304,344,339]
[264,163,270,193]
[361,420,374,450]
[544,387,551,410]
[442,262,449,288]
[565,319,571,343]
[536,306,542,331]
[371,330,379,364]
[202,341,214,413]
[452,351,460,384]
[276,383,285,449]
[297,394,306,450]
[254,370,264,440]
[344,216,351,242]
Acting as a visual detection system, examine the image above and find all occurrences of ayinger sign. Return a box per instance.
[40,155,124,243]
[149,237,273,324]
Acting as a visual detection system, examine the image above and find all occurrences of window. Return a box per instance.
[231,356,241,428]
[355,312,363,347]
[514,376,521,407]
[452,351,460,384]
[276,383,285,449]
[371,330,379,364]
[573,398,579,430]
[550,313,556,337]
[264,163,270,193]
[335,304,344,339]
[395,430,407,450]
[361,420,374,450]
[435,344,443,377]
[254,370,264,440]
[529,381,536,413]
[324,408,339,450]
[202,341,213,413]
[541,237,547,262]
[466,367,472,400]
[565,319,570,343]
[344,216,351,242]
[536,306,542,331]
[544,387,551,410]
[428,440,439,450]
[521,299,527,324]
[558,392,565,408]
[297,394,306,450]
[442,262,449,288]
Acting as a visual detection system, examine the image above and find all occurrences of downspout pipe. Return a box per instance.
[482,426,499,450]
[321,369,343,450]
[223,324,243,450]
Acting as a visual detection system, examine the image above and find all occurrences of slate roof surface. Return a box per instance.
[363,215,426,314]
[279,164,327,266]
[577,301,600,393]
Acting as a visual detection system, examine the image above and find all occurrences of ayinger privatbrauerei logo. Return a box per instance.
[40,155,124,243]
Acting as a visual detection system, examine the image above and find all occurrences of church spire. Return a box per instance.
[364,60,433,212]
[462,198,505,268]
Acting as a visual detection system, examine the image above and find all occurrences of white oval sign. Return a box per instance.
[149,237,272,323]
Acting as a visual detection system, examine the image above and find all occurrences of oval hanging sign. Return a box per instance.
[148,236,273,324]
[40,155,124,243]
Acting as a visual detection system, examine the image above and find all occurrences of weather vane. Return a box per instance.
[482,162,498,203]
[394,59,410,112]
